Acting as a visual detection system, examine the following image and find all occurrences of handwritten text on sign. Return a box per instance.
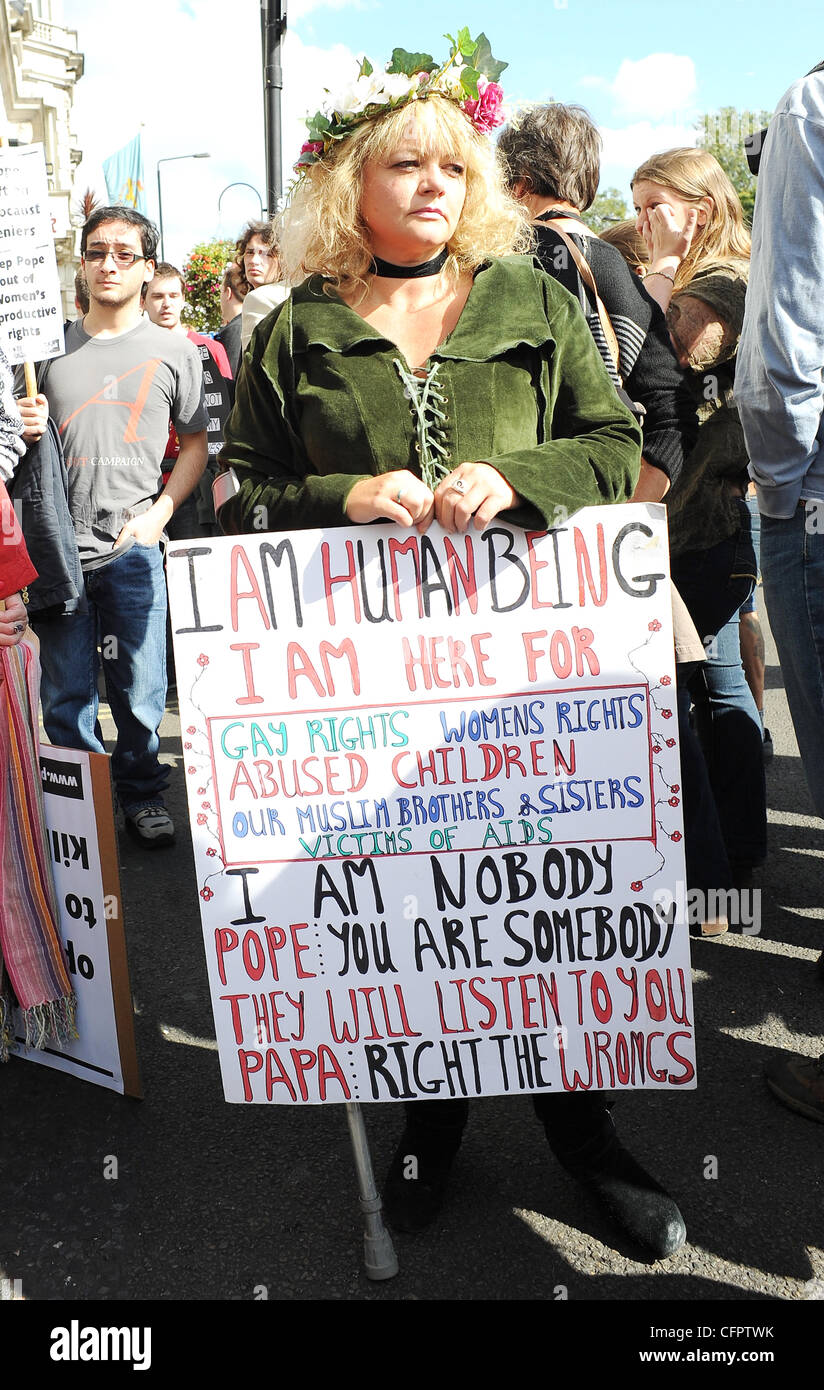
[168,507,695,1104]
[0,144,65,365]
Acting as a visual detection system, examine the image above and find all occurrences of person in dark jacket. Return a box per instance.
[498,103,699,505]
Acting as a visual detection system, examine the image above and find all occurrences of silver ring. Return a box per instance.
[396,487,405,503]
[450,477,467,495]
[14,622,26,633]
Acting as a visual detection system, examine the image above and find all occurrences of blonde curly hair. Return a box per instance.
[278,95,532,297]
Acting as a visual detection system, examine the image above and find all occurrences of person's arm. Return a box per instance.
[631,460,670,502]
[466,285,642,530]
[589,240,698,494]
[736,99,824,516]
[0,476,37,603]
[0,345,26,481]
[218,306,375,535]
[115,430,208,546]
[667,293,738,373]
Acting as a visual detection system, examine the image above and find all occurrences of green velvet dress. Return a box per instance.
[218,255,642,534]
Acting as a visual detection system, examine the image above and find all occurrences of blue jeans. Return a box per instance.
[671,502,766,868]
[761,506,824,819]
[34,542,170,814]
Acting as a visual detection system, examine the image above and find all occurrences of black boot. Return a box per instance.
[537,1093,686,1258]
[382,1099,468,1233]
[574,1140,687,1258]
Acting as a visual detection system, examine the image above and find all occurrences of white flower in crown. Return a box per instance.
[322,67,417,120]
[381,70,419,102]
[295,28,508,177]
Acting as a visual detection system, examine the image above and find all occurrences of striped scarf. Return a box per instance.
[0,637,76,1059]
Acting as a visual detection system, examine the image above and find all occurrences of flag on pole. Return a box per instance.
[102,135,146,212]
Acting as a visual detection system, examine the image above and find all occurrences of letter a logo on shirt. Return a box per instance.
[58,359,163,444]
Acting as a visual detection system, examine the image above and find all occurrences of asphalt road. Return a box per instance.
[3,611,822,1336]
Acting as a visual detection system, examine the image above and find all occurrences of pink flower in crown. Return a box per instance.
[669,796,680,807]
[671,831,682,842]
[665,738,676,747]
[648,620,662,632]
[462,77,505,132]
[197,654,209,668]
[661,708,672,719]
[297,140,324,166]
[671,783,680,793]
[197,814,207,825]
[200,886,214,901]
[660,675,672,686]
[630,880,643,892]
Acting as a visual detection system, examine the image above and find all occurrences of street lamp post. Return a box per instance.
[261,0,287,216]
[156,152,210,261]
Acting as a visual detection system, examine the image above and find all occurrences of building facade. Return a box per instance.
[1,0,84,317]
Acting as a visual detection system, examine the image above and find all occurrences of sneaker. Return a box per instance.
[762,728,774,763]
[764,1052,824,1123]
[125,804,175,849]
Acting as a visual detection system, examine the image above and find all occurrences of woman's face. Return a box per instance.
[243,235,277,287]
[632,179,708,240]
[359,131,467,265]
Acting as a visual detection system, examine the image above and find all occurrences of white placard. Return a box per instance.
[168,506,695,1105]
[0,144,65,365]
[10,746,141,1096]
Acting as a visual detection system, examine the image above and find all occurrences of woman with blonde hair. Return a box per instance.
[632,147,766,887]
[217,33,690,1258]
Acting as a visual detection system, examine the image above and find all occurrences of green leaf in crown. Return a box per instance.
[460,67,481,100]
[472,33,508,83]
[386,47,436,76]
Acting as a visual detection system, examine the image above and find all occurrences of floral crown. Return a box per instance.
[296,28,507,176]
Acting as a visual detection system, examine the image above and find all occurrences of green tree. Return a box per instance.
[581,187,629,234]
[695,107,772,223]
[181,239,235,332]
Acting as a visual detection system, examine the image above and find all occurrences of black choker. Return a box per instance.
[371,248,449,278]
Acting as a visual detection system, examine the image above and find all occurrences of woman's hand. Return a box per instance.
[640,202,698,272]
[0,591,29,647]
[345,470,435,533]
[434,463,521,533]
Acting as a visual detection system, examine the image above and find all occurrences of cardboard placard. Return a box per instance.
[0,143,65,365]
[10,746,141,1097]
[168,506,695,1105]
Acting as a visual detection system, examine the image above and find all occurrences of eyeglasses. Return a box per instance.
[84,249,148,267]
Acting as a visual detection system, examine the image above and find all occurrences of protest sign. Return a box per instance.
[10,746,141,1096]
[0,143,65,366]
[168,505,695,1105]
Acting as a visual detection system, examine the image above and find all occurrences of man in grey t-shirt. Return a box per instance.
[16,206,208,847]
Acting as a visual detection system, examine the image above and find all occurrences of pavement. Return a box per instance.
[2,610,822,1335]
